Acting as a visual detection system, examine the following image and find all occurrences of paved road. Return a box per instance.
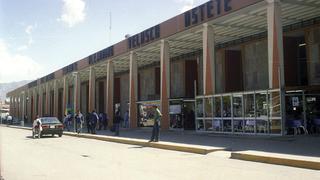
[1,127,319,180]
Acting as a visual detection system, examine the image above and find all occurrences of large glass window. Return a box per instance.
[205,120,213,131]
[244,94,255,118]
[285,93,304,135]
[233,94,243,133]
[212,119,222,132]
[196,98,204,117]
[244,93,255,133]
[213,96,222,132]
[214,96,221,117]
[269,91,281,134]
[256,92,268,134]
[204,98,213,117]
[222,95,232,132]
[233,95,242,117]
[305,94,320,134]
[222,96,231,117]
[196,119,204,131]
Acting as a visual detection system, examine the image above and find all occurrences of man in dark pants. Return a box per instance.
[149,106,162,142]
[113,111,121,136]
[86,113,91,133]
[90,110,98,134]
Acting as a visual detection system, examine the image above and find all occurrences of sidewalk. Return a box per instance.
[2,123,320,170]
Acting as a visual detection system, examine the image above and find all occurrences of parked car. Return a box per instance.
[6,115,13,124]
[33,117,64,138]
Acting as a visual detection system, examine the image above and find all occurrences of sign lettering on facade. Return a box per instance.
[88,46,114,65]
[128,24,160,49]
[63,63,77,75]
[184,0,232,27]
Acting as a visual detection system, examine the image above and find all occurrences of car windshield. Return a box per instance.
[41,117,61,124]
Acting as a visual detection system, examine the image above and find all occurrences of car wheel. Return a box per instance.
[58,133,62,137]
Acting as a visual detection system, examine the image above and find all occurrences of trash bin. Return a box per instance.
[20,120,24,127]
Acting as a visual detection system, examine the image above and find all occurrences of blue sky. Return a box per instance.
[0,0,207,83]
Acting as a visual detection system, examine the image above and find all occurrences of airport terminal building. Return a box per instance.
[7,0,320,136]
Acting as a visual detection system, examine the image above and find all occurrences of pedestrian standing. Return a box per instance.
[86,112,91,133]
[149,106,162,142]
[103,113,108,130]
[98,112,104,130]
[124,110,129,128]
[76,110,84,134]
[90,110,98,134]
[63,114,70,131]
[114,110,121,136]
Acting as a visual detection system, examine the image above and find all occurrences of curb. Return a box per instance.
[231,151,320,170]
[2,125,224,155]
[66,132,225,155]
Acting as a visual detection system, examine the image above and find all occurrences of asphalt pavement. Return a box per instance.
[2,123,320,170]
[1,127,320,180]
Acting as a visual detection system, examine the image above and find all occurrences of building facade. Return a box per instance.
[7,0,320,136]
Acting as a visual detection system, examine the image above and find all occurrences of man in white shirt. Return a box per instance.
[32,116,42,138]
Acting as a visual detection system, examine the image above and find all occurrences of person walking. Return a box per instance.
[75,110,84,134]
[63,114,71,131]
[90,110,98,134]
[149,106,162,142]
[113,110,121,136]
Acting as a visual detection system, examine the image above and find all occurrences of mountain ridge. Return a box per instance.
[0,80,31,102]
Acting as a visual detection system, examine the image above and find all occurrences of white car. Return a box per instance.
[6,115,13,124]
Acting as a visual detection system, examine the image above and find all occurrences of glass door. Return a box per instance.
[183,101,195,130]
[285,91,305,135]
[305,93,320,134]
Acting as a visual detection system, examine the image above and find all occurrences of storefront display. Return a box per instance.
[137,101,160,127]
[195,90,283,135]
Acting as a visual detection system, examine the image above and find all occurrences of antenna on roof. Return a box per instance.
[108,11,112,45]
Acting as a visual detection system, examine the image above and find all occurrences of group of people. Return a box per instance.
[85,110,109,134]
[60,106,162,141]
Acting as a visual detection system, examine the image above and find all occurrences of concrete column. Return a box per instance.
[45,83,50,115]
[203,23,215,95]
[267,0,284,89]
[16,96,19,118]
[10,96,13,116]
[88,67,96,112]
[22,92,26,121]
[106,61,114,127]
[38,86,43,117]
[160,40,170,130]
[13,96,17,118]
[73,72,81,113]
[53,80,59,117]
[9,97,12,115]
[267,0,285,135]
[63,76,69,116]
[17,96,20,119]
[33,89,37,119]
[129,52,138,128]
[27,90,32,122]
